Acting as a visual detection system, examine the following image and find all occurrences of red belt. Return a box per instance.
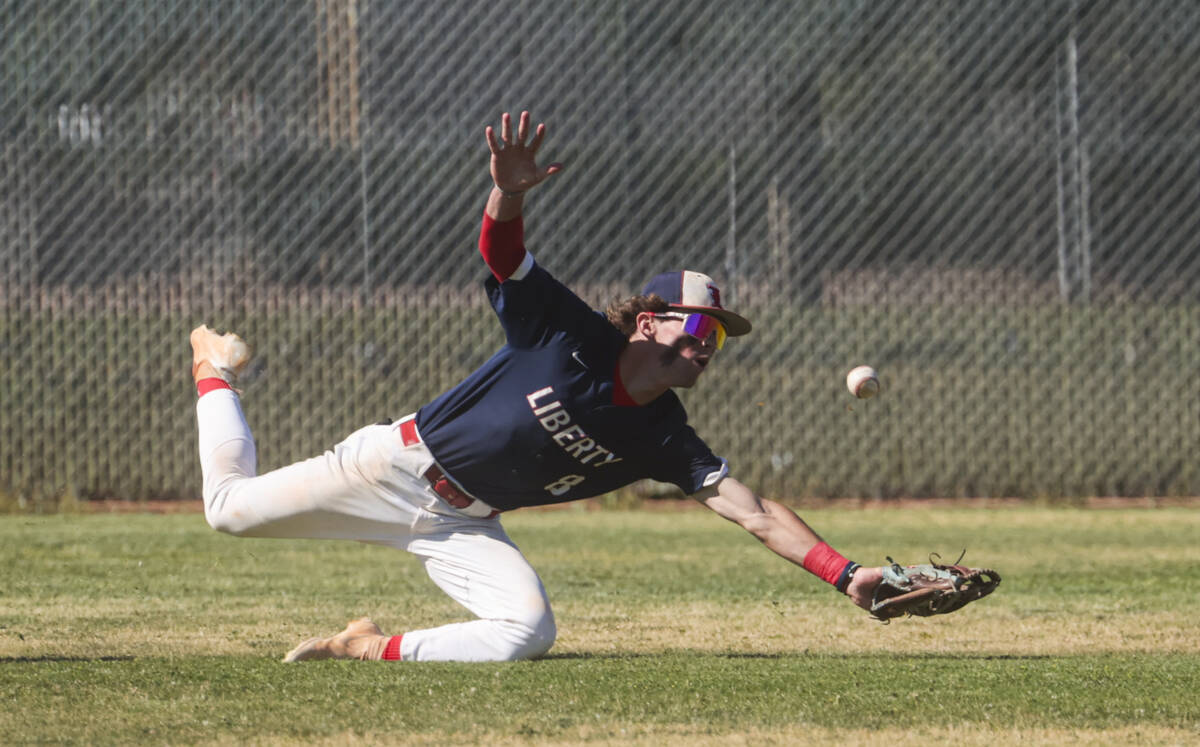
[399,419,499,518]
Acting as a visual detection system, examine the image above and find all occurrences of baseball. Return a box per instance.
[846,365,880,399]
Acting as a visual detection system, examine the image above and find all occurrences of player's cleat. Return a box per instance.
[282,617,392,662]
[190,324,253,384]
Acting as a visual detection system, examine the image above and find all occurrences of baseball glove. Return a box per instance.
[869,553,1001,622]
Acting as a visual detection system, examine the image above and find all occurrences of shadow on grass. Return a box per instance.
[0,655,136,663]
[0,652,1056,664]
[539,652,654,661]
[540,651,1055,661]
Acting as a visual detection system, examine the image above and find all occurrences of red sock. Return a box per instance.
[382,635,403,661]
[196,378,233,397]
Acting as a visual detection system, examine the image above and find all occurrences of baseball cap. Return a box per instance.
[641,270,752,336]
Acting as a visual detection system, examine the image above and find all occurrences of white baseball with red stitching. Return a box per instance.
[846,365,880,399]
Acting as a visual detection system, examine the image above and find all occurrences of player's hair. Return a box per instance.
[605,294,671,337]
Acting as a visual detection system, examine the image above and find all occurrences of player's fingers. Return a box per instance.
[540,162,564,179]
[528,123,546,153]
[500,112,512,146]
[485,126,501,154]
[515,111,529,145]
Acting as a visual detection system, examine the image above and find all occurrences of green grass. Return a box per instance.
[2,507,1199,744]
[1,654,1194,744]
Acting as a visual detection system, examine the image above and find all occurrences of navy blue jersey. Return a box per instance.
[416,262,727,510]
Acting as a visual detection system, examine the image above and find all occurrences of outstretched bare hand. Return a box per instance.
[485,111,562,195]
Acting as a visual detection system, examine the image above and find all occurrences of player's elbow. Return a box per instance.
[737,509,775,543]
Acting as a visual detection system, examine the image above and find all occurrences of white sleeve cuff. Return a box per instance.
[508,251,535,281]
[701,459,729,488]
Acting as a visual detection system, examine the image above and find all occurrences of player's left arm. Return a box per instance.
[690,476,882,611]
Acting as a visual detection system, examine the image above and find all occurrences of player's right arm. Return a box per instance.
[481,111,562,281]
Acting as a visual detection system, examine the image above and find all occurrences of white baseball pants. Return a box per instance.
[195,388,556,662]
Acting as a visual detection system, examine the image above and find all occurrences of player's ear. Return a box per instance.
[634,311,658,339]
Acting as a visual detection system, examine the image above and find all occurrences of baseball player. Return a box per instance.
[191,111,889,663]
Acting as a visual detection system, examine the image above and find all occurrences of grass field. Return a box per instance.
[3,505,1199,745]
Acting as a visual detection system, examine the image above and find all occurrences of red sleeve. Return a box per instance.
[479,211,527,281]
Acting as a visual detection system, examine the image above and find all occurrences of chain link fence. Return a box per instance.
[4,0,1200,506]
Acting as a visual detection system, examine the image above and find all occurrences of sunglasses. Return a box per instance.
[653,312,727,350]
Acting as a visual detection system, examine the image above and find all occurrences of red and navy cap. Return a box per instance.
[641,270,752,336]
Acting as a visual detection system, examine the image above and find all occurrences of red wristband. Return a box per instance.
[196,378,234,397]
[803,541,855,589]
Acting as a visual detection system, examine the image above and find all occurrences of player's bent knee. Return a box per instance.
[496,623,555,661]
[204,507,253,536]
[527,611,558,657]
[202,490,260,537]
[499,609,557,661]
